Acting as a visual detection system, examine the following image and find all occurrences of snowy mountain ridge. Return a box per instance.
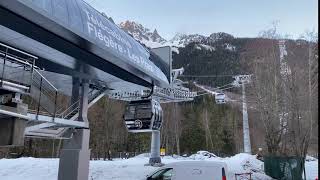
[118,20,235,50]
[119,21,166,48]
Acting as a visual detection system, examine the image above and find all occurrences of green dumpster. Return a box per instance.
[264,156,305,180]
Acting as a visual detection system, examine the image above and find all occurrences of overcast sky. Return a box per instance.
[85,0,318,40]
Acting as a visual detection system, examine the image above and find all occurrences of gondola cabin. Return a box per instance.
[215,93,226,104]
[124,99,163,133]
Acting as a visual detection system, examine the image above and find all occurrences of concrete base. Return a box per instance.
[58,149,91,180]
[148,157,163,166]
[0,118,26,146]
[149,131,161,166]
[145,161,164,167]
[58,129,90,180]
[0,101,27,147]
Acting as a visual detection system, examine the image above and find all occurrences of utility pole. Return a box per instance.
[242,81,251,154]
[307,38,313,145]
[233,75,252,154]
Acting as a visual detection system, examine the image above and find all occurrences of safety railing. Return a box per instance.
[0,42,59,120]
[30,69,59,118]
[0,43,35,88]
[0,42,107,122]
[56,88,102,119]
[56,96,81,119]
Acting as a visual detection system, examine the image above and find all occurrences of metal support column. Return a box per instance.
[71,77,80,105]
[58,80,90,180]
[149,130,162,166]
[242,83,251,154]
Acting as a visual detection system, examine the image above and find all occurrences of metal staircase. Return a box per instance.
[25,88,107,139]
[29,68,59,117]
[0,42,108,139]
[0,42,61,118]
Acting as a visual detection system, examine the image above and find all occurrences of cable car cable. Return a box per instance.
[180,74,237,78]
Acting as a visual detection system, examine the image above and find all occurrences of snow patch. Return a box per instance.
[189,151,218,160]
[278,40,291,76]
[195,44,215,51]
[306,155,318,162]
[140,39,163,48]
[224,43,236,51]
[0,152,317,180]
[171,46,179,54]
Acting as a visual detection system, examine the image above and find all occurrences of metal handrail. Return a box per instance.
[31,80,56,102]
[0,51,35,67]
[0,42,38,59]
[63,106,79,119]
[57,100,80,118]
[33,69,58,91]
[32,74,57,98]
[56,89,95,118]
[0,43,109,122]
[0,42,59,119]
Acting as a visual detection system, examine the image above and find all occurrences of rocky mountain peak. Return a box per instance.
[119,20,236,49]
[150,29,166,43]
[119,21,166,45]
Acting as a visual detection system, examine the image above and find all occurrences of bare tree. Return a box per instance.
[242,23,318,158]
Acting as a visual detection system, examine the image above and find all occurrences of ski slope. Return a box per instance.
[0,151,318,180]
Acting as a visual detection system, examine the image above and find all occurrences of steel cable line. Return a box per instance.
[180,74,237,78]
[194,81,250,97]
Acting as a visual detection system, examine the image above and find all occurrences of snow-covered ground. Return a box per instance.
[0,151,318,180]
